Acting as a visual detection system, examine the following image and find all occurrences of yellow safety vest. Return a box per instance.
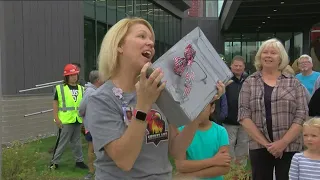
[55,84,84,124]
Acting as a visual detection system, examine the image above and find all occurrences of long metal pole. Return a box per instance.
[36,80,63,87]
[19,84,56,93]
[24,109,53,117]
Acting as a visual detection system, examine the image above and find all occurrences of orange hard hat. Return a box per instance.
[63,64,80,76]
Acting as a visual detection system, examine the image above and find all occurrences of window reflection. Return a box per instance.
[205,1,217,17]
[84,19,96,81]
[107,0,116,25]
[84,0,182,71]
[140,0,148,20]
[84,1,95,19]
[294,33,303,60]
[163,11,169,52]
[117,0,126,20]
[147,3,154,26]
[96,0,106,23]
[126,0,134,16]
[135,0,141,17]
[169,15,175,47]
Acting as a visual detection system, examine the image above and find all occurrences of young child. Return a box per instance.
[175,100,231,180]
[289,117,320,180]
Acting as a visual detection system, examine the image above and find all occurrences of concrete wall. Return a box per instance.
[182,15,225,54]
[0,1,84,144]
[1,1,84,96]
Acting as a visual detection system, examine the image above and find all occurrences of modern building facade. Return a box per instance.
[1,0,320,143]
[83,0,185,79]
[220,0,320,72]
[0,0,189,144]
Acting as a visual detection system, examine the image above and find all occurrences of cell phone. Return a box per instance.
[137,67,162,87]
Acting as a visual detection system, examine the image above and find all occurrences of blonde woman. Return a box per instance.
[238,38,308,180]
[85,17,225,180]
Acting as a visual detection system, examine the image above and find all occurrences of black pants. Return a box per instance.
[249,148,296,180]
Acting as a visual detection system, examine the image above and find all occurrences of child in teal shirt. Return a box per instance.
[175,100,231,180]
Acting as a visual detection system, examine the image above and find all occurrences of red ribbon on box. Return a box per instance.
[173,44,196,99]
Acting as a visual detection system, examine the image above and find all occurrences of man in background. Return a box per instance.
[223,56,248,166]
[296,54,320,96]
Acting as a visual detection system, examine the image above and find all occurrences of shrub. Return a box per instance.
[224,162,251,180]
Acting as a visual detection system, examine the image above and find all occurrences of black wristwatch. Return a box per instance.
[133,109,148,121]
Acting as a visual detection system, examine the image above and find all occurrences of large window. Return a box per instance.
[188,0,224,18]
[83,0,182,80]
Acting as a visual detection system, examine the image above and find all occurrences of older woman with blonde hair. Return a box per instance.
[85,17,226,180]
[238,38,308,180]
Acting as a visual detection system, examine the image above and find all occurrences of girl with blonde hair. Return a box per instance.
[289,117,320,179]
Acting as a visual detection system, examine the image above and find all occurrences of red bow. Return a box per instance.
[173,44,196,98]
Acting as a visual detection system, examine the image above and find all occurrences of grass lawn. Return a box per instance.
[3,135,250,180]
[27,136,90,179]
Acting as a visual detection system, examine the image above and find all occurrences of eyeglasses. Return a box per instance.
[299,61,311,65]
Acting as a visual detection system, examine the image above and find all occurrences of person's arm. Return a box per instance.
[53,89,63,128]
[181,166,230,178]
[87,94,148,172]
[78,88,93,117]
[175,152,215,173]
[176,146,230,177]
[53,90,59,121]
[175,127,231,174]
[238,79,270,147]
[289,154,299,180]
[53,100,59,121]
[219,94,228,120]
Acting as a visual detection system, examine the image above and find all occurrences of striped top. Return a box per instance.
[289,152,320,180]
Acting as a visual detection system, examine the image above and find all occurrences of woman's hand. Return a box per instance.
[266,139,289,158]
[136,63,166,112]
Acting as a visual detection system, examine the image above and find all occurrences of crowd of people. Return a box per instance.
[48,17,320,180]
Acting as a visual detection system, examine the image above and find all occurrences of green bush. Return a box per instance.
[224,162,251,180]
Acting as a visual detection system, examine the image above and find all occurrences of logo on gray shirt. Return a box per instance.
[146,109,169,146]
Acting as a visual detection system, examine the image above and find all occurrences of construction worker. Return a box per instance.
[50,64,88,170]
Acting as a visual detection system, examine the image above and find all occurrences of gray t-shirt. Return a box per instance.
[87,81,172,180]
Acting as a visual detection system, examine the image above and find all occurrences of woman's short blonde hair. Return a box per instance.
[282,65,295,75]
[254,38,289,71]
[98,17,154,81]
[303,117,320,129]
